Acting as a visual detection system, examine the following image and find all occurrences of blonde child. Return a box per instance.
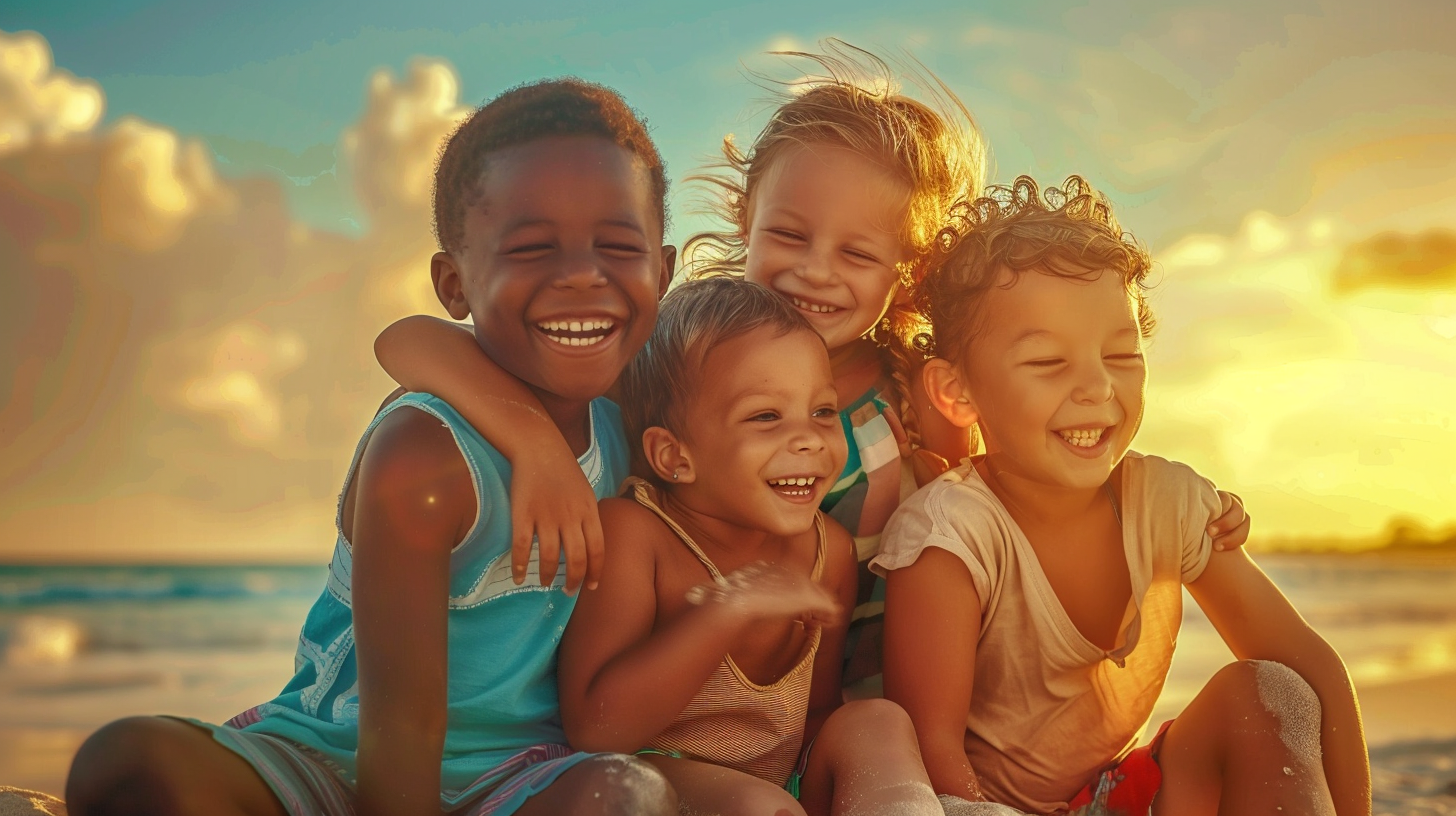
[371,44,1248,687]
[876,177,1369,816]
[558,275,940,815]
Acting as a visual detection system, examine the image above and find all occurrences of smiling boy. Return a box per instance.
[67,79,678,816]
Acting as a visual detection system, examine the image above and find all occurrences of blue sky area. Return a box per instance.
[13,0,1427,244]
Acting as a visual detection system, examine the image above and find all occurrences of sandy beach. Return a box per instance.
[3,669,1453,813]
[2,556,1454,812]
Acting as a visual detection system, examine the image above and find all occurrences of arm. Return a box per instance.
[350,408,476,816]
[374,315,604,594]
[802,520,858,743]
[882,547,986,800]
[558,500,840,753]
[1187,548,1370,816]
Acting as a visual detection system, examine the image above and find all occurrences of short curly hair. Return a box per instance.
[433,78,668,254]
[916,175,1156,364]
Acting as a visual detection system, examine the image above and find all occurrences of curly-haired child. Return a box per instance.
[877,177,1369,816]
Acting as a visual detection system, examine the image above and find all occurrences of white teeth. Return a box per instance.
[769,476,817,487]
[544,334,605,347]
[791,296,838,314]
[536,319,616,335]
[1057,428,1106,448]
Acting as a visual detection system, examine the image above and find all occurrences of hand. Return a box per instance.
[1208,490,1251,552]
[509,449,604,596]
[686,562,840,628]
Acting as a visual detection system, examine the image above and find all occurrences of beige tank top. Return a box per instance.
[630,479,827,786]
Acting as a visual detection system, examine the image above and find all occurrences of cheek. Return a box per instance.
[1116,367,1148,407]
[850,268,899,307]
[742,242,779,286]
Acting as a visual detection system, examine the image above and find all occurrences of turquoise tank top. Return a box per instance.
[243,392,629,800]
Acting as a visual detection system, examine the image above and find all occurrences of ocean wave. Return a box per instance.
[0,565,325,606]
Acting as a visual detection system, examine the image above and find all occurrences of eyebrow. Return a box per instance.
[1009,329,1054,346]
[1010,326,1140,346]
[501,217,646,236]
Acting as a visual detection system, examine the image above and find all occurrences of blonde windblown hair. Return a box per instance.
[683,40,987,448]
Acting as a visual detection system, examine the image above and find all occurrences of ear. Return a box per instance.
[431,251,471,321]
[922,357,980,429]
[658,245,678,298]
[642,426,696,484]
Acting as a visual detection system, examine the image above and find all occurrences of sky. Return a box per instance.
[1,0,1453,562]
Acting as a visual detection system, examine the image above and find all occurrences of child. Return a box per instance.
[371,44,1250,690]
[65,79,680,816]
[557,276,941,816]
[875,177,1369,816]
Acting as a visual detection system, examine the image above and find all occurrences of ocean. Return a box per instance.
[3,553,1455,797]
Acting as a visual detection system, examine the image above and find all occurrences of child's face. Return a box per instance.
[742,145,909,352]
[677,326,847,535]
[961,268,1147,491]
[434,135,670,403]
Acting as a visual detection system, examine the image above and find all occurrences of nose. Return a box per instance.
[1071,358,1115,405]
[552,248,608,290]
[788,421,830,455]
[792,245,836,287]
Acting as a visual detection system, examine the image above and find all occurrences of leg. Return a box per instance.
[66,717,288,816]
[513,754,677,816]
[633,754,804,816]
[1154,660,1336,816]
[798,699,940,816]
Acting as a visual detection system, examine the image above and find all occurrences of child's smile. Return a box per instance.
[533,316,619,348]
[673,325,846,535]
[439,135,669,405]
[963,268,1146,491]
[742,145,909,352]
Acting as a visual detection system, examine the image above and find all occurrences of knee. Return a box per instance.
[560,755,678,816]
[710,785,803,816]
[1208,660,1323,757]
[820,697,918,745]
[66,717,188,815]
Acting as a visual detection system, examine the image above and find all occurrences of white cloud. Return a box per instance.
[0,30,102,154]
[0,30,468,561]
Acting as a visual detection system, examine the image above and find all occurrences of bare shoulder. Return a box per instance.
[820,515,856,574]
[349,405,476,550]
[597,496,675,559]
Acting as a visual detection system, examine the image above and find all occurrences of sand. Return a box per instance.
[2,672,1452,815]
[0,788,65,816]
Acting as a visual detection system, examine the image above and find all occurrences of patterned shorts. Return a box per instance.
[181,713,593,816]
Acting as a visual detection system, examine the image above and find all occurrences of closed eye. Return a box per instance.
[1024,358,1065,368]
[844,248,881,264]
[505,243,553,256]
[768,229,805,242]
[747,411,781,422]
[1105,353,1144,362]
[599,242,648,257]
